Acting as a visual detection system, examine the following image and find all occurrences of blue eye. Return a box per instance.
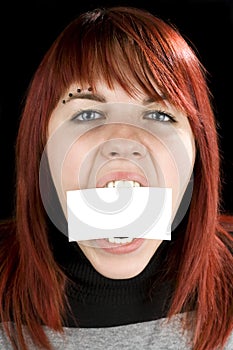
[73,110,104,121]
[143,110,176,123]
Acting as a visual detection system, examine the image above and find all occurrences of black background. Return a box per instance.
[1,0,233,219]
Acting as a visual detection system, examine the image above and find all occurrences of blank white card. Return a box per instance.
[67,187,172,242]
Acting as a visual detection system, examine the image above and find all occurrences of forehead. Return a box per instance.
[60,80,168,108]
[62,81,152,102]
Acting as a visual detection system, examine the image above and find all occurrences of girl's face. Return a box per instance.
[46,81,196,279]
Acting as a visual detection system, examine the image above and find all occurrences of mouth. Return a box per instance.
[96,171,148,188]
[95,237,145,254]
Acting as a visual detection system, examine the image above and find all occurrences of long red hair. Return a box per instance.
[0,6,233,350]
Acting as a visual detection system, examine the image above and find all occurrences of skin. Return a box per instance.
[47,81,196,279]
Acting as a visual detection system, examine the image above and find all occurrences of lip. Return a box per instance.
[96,171,148,188]
[95,238,145,254]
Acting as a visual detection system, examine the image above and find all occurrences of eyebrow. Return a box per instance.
[143,96,166,105]
[63,93,166,104]
[64,93,106,104]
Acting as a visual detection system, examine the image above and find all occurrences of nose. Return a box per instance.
[100,138,147,159]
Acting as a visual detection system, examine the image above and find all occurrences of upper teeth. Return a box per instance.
[105,180,141,188]
[107,237,134,244]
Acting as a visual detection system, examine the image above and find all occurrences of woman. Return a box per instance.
[0,6,233,350]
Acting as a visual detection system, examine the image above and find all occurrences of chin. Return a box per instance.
[78,239,162,279]
[92,259,150,279]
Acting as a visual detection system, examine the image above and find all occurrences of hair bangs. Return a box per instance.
[51,10,201,120]
[53,19,163,102]
[41,5,208,135]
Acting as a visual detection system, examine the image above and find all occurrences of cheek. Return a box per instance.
[61,140,91,191]
[148,132,195,204]
[61,129,105,191]
[150,145,180,188]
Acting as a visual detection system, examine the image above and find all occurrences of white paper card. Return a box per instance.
[67,187,172,241]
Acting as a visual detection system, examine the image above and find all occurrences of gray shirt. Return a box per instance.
[1,312,233,349]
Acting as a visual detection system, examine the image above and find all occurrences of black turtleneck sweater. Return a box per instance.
[48,222,178,328]
[2,219,233,349]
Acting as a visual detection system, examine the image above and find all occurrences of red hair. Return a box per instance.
[0,6,233,350]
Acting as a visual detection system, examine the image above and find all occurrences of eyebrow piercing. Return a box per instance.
[62,87,92,104]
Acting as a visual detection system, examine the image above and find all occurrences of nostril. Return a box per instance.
[132,151,141,157]
[110,151,119,157]
[101,139,147,159]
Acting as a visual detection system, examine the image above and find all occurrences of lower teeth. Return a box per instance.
[107,237,133,244]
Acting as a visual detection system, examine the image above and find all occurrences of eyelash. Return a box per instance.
[71,110,104,122]
[143,110,177,123]
[71,109,177,123]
